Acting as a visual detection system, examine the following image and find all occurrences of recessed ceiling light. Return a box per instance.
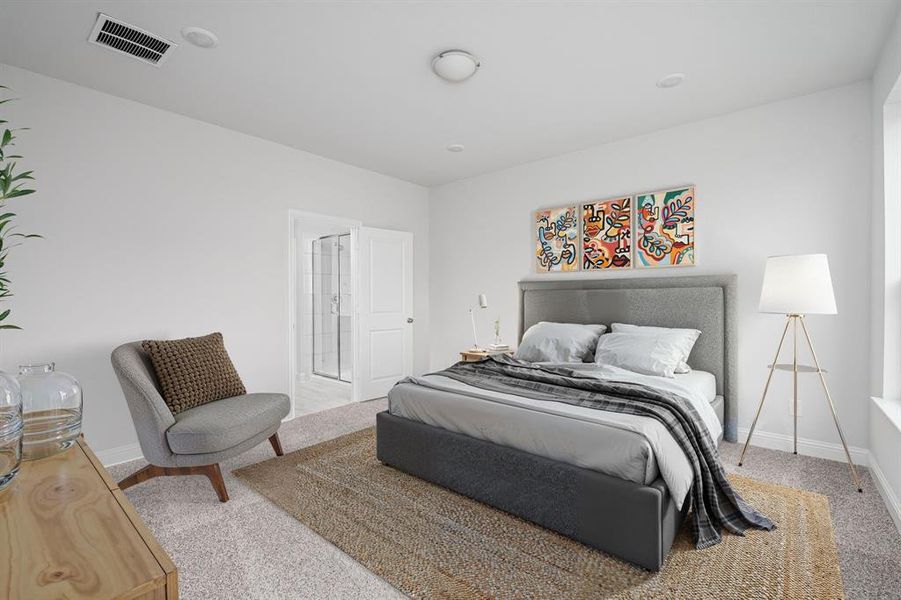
[182,26,219,49]
[432,50,480,82]
[656,73,685,89]
[447,144,465,153]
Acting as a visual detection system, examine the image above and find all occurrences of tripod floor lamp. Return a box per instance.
[739,253,862,492]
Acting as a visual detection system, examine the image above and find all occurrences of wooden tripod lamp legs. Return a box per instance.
[738,316,792,467]
[738,315,863,493]
[118,432,286,502]
[798,317,863,492]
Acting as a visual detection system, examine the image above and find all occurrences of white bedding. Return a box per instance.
[388,363,722,510]
[674,369,717,403]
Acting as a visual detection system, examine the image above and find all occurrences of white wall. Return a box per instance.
[869,7,901,532]
[0,64,430,460]
[429,82,872,452]
[870,7,901,402]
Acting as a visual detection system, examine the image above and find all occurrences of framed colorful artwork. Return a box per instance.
[635,186,695,268]
[582,197,632,270]
[535,205,579,272]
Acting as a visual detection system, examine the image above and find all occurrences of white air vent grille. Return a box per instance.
[88,14,176,66]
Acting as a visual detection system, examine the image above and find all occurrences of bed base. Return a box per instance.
[376,411,687,571]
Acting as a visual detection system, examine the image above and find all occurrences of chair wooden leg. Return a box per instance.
[118,463,229,502]
[203,464,229,503]
[118,464,163,490]
[269,433,284,456]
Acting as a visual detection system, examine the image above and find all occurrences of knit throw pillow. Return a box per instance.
[141,332,246,415]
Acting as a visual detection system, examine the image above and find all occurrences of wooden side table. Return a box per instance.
[0,436,178,599]
[459,349,514,362]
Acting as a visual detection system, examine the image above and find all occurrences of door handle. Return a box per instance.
[407,318,414,323]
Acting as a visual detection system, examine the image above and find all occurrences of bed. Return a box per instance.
[376,275,737,571]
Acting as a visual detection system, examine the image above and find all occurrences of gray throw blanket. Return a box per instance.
[432,355,775,549]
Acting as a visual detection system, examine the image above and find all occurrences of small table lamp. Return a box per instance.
[469,294,488,351]
[739,254,862,492]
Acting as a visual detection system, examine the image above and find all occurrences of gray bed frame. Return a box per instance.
[376,275,737,571]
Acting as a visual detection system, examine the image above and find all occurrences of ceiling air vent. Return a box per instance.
[88,13,176,66]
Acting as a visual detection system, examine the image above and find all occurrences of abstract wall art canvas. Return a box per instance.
[582,197,632,270]
[635,186,695,268]
[535,205,579,272]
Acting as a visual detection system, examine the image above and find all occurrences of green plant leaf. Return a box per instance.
[0,90,39,333]
[4,189,34,198]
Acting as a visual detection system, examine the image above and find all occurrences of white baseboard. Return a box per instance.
[95,442,143,467]
[737,427,870,466]
[870,455,901,535]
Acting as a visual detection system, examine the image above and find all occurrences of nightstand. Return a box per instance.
[459,349,514,362]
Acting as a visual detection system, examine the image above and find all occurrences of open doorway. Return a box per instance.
[290,212,360,417]
[288,211,415,418]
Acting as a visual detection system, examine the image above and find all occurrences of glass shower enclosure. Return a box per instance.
[312,233,352,382]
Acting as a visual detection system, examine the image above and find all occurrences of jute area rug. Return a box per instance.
[234,427,844,599]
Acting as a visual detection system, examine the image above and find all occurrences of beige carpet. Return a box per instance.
[234,427,844,600]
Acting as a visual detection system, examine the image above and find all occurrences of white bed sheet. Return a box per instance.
[674,370,717,403]
[388,363,722,510]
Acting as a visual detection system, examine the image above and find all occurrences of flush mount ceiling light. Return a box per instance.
[432,50,480,82]
[656,73,686,89]
[447,144,465,153]
[181,26,219,48]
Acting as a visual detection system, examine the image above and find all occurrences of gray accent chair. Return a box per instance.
[111,341,291,502]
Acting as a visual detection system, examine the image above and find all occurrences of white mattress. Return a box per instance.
[388,366,722,494]
[674,369,717,403]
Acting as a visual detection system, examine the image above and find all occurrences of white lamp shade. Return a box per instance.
[759,254,837,315]
[477,294,488,308]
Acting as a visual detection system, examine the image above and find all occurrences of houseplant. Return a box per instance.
[0,85,39,324]
[0,86,39,486]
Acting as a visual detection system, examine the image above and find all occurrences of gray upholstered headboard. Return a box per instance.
[518,275,737,442]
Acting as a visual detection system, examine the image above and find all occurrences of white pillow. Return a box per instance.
[610,323,701,374]
[593,332,686,378]
[515,322,606,363]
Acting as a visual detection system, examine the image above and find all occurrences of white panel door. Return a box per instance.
[358,227,413,400]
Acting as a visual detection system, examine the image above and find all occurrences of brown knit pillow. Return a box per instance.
[141,332,246,414]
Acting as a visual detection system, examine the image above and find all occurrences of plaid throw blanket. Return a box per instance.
[432,355,775,549]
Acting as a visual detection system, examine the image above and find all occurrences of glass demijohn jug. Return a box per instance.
[0,371,22,490]
[18,363,82,460]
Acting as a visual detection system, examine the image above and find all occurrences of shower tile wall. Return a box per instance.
[306,234,352,383]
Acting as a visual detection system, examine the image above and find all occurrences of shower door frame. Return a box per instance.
[288,210,362,420]
[311,232,352,383]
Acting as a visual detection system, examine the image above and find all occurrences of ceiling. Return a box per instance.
[0,1,898,186]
